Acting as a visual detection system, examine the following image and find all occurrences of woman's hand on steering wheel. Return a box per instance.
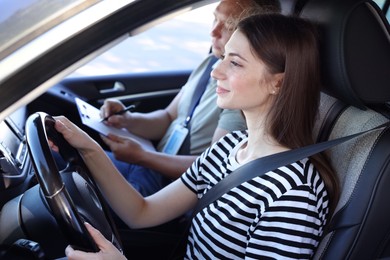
[65,222,126,260]
[26,112,123,255]
[52,116,99,155]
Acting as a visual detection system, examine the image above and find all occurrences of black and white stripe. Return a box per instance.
[181,130,329,259]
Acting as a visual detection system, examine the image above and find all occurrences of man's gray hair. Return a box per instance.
[229,0,281,31]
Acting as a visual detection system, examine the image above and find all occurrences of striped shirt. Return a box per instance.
[181,130,329,259]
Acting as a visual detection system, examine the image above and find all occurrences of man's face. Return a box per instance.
[210,0,246,58]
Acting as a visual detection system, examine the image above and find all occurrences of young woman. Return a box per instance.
[60,13,339,259]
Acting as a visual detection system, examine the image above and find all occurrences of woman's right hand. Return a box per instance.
[100,99,131,129]
[53,116,99,155]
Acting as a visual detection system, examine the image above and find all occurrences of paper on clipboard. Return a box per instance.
[75,97,155,151]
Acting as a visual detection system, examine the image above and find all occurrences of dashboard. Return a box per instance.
[0,107,35,207]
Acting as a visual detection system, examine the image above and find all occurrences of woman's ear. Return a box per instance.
[269,72,284,95]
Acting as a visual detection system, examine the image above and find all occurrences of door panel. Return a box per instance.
[61,70,190,110]
[27,70,191,144]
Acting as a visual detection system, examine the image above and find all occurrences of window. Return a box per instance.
[70,3,217,77]
[0,0,98,59]
[373,0,390,21]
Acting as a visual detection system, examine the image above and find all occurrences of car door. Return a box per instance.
[27,3,216,141]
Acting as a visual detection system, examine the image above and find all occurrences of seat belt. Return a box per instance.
[177,55,218,155]
[191,122,389,217]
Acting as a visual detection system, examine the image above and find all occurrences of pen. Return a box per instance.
[101,104,136,122]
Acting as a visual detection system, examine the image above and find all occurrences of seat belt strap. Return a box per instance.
[192,122,390,217]
[183,55,218,129]
[177,55,218,155]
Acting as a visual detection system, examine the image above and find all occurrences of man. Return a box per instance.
[100,0,281,196]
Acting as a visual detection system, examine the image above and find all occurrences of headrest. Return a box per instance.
[300,0,390,109]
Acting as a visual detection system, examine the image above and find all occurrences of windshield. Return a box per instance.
[0,0,100,60]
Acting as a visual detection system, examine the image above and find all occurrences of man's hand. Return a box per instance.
[100,99,132,129]
[101,134,145,164]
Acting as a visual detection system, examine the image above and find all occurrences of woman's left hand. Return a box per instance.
[65,222,126,260]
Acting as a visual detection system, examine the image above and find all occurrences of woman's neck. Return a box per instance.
[237,112,289,165]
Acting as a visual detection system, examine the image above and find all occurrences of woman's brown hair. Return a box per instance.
[237,14,339,214]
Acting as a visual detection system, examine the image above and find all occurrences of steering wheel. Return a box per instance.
[25,112,122,253]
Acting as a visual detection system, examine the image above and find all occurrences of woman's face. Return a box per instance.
[211,30,281,114]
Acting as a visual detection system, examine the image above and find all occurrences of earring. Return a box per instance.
[271,90,276,95]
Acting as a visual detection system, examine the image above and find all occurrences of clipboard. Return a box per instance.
[75,97,155,151]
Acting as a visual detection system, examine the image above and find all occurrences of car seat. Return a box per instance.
[279,0,309,15]
[299,0,390,259]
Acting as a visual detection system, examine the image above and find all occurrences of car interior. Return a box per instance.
[0,0,389,259]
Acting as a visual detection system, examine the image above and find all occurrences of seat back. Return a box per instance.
[299,0,390,259]
[279,0,308,15]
